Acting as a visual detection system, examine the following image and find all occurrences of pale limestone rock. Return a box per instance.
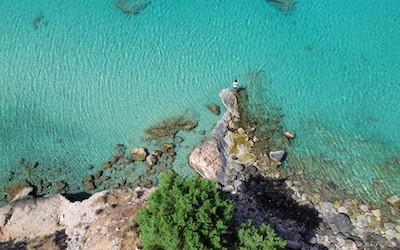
[284,130,295,139]
[387,195,400,205]
[189,137,223,180]
[371,209,381,220]
[130,147,148,161]
[344,240,357,250]
[338,206,348,214]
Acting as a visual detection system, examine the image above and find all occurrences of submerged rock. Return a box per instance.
[114,0,150,15]
[207,103,221,115]
[144,114,198,138]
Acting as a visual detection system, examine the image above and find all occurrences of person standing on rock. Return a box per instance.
[232,79,238,93]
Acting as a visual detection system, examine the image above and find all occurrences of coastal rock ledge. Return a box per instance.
[189,88,243,187]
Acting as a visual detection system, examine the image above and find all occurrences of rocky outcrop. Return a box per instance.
[189,137,225,180]
[0,187,154,249]
[189,88,259,189]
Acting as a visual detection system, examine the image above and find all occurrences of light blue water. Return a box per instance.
[0,1,399,217]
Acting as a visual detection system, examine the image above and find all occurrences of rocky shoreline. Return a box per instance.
[189,88,400,249]
[0,88,399,249]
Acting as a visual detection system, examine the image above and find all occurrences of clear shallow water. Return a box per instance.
[0,1,399,217]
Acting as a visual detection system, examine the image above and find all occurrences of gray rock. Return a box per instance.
[219,88,235,110]
[285,240,302,249]
[356,214,368,228]
[322,201,334,212]
[232,180,247,192]
[230,168,238,176]
[146,155,157,166]
[247,166,258,175]
[269,150,285,162]
[222,111,231,122]
[212,119,228,138]
[232,163,244,172]
[334,213,353,234]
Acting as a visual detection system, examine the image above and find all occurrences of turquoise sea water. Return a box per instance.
[1,1,399,218]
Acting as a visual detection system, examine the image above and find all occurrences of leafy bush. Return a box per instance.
[136,171,286,250]
[235,221,286,250]
[136,171,234,249]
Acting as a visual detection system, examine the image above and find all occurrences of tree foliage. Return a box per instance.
[235,221,286,250]
[136,171,286,250]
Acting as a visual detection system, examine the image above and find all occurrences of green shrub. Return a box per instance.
[136,171,286,250]
[235,221,286,250]
[136,171,234,250]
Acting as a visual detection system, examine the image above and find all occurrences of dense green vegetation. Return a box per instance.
[135,172,286,250]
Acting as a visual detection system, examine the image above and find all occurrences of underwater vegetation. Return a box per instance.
[266,0,295,14]
[114,0,151,15]
[144,113,198,139]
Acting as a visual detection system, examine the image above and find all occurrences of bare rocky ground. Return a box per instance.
[0,187,153,250]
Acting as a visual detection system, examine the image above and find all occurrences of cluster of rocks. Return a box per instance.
[80,142,178,193]
[0,140,178,206]
[189,88,400,249]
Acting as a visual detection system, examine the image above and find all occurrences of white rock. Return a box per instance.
[285,180,293,187]
[395,232,400,241]
[343,240,357,250]
[371,209,381,219]
[384,229,395,240]
[359,204,369,212]
[237,127,245,134]
[338,206,348,214]
[387,195,400,205]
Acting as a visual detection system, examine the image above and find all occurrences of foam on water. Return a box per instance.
[0,0,399,218]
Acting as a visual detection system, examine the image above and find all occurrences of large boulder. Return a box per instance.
[189,137,224,180]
